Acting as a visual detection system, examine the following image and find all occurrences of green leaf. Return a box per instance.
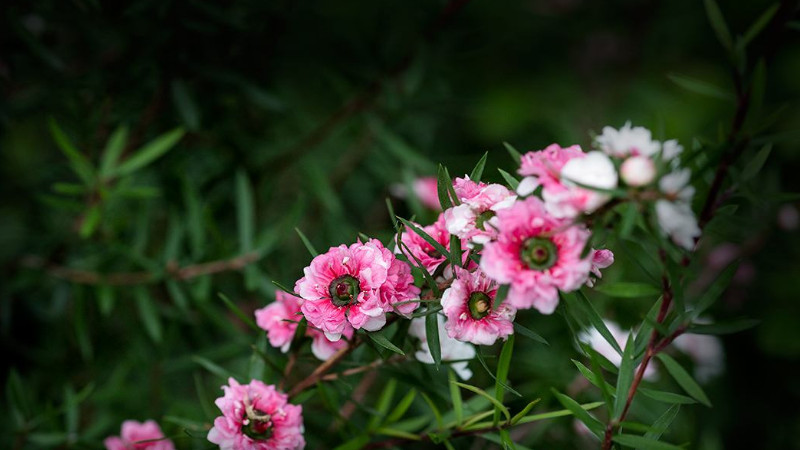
[656,353,712,407]
[594,282,662,298]
[639,388,696,405]
[236,170,255,255]
[113,128,185,177]
[497,168,520,190]
[99,125,129,178]
[453,382,511,423]
[425,312,441,367]
[171,80,201,131]
[741,144,772,180]
[741,3,780,47]
[295,227,318,257]
[271,280,303,298]
[367,332,405,355]
[192,356,231,380]
[510,399,541,425]
[667,74,734,101]
[687,318,759,335]
[183,178,205,260]
[613,334,636,419]
[333,435,371,450]
[79,205,102,239]
[375,427,421,440]
[513,322,548,345]
[572,360,616,396]
[48,118,95,185]
[97,284,115,316]
[504,142,522,164]
[135,288,162,343]
[612,434,682,450]
[369,378,397,430]
[397,217,450,261]
[691,263,738,319]
[494,334,515,424]
[470,151,489,181]
[385,389,417,424]
[437,164,460,209]
[421,392,444,430]
[450,234,462,268]
[217,293,260,332]
[552,389,604,436]
[449,369,463,426]
[475,351,521,398]
[703,0,733,52]
[644,405,681,441]
[513,401,605,425]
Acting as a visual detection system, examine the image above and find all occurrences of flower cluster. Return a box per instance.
[104,420,174,450]
[208,378,305,450]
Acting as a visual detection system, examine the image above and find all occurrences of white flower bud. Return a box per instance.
[620,155,656,187]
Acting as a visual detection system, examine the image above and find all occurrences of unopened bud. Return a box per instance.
[620,155,656,187]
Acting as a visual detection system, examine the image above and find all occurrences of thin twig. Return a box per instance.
[19,252,261,286]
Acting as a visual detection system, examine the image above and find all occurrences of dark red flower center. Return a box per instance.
[329,274,360,307]
[241,407,273,441]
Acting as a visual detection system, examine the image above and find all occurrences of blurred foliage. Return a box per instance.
[1,0,799,449]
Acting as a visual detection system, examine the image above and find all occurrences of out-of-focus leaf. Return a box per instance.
[368,378,397,430]
[49,118,94,185]
[494,334,515,424]
[135,287,162,343]
[333,435,371,450]
[421,392,444,430]
[667,74,734,101]
[80,205,102,238]
[183,178,205,260]
[741,3,780,47]
[703,0,733,52]
[448,369,463,426]
[691,263,738,319]
[687,318,759,335]
[613,334,636,419]
[172,80,201,131]
[99,125,129,178]
[295,227,318,257]
[497,168,520,190]
[741,144,772,180]
[192,356,231,380]
[563,291,622,355]
[236,170,255,254]
[594,282,661,298]
[503,142,522,164]
[97,284,115,316]
[113,128,184,177]
[385,389,417,424]
[217,293,259,331]
[612,434,682,450]
[656,353,712,407]
[510,399,541,425]
[644,404,681,441]
[453,382,510,423]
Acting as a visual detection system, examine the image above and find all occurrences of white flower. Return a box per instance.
[409,315,475,380]
[561,151,619,191]
[516,176,540,197]
[672,323,724,383]
[661,139,684,161]
[578,319,657,380]
[659,168,694,201]
[595,122,660,158]
[620,155,656,187]
[655,200,701,250]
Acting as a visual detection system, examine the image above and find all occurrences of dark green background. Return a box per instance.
[2,0,799,448]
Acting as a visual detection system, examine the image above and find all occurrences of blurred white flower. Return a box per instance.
[409,315,476,380]
[660,139,684,162]
[659,168,695,201]
[578,319,657,380]
[655,200,701,250]
[673,328,725,383]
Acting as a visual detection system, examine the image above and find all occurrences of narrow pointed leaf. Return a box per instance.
[552,389,604,435]
[367,332,405,355]
[613,334,636,418]
[470,151,489,181]
[114,128,185,177]
[425,311,442,367]
[656,353,712,407]
[99,125,129,178]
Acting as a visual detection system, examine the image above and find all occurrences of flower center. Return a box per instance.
[475,210,496,231]
[328,274,360,307]
[468,291,492,320]
[241,407,273,441]
[520,237,557,270]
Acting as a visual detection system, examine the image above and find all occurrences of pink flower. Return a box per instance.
[587,249,614,287]
[517,145,616,218]
[208,378,305,450]
[395,215,450,274]
[104,420,174,450]
[414,177,442,210]
[255,291,351,361]
[444,177,516,245]
[480,197,592,314]
[441,267,515,346]
[620,155,656,187]
[295,239,419,341]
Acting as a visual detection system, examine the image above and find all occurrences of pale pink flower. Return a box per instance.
[660,139,684,162]
[595,122,660,158]
[587,249,614,287]
[395,215,450,274]
[296,239,419,341]
[104,420,174,450]
[389,176,441,210]
[440,267,515,346]
[578,320,657,380]
[255,291,351,361]
[444,177,516,245]
[656,200,700,250]
[517,145,616,218]
[409,315,476,380]
[672,331,724,383]
[480,197,592,314]
[620,155,656,187]
[207,378,305,450]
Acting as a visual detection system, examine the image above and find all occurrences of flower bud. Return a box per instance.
[620,155,656,187]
